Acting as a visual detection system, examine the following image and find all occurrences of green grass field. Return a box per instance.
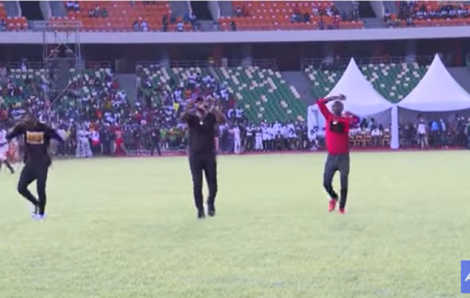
[0,152,467,298]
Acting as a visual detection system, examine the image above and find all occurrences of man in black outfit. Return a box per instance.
[181,97,226,219]
[6,113,63,220]
[150,125,161,156]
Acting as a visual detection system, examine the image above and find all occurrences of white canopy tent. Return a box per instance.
[397,54,470,112]
[308,58,399,149]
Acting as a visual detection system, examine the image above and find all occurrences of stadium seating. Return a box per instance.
[213,66,305,123]
[392,1,470,27]
[219,1,363,31]
[304,62,428,103]
[0,2,28,31]
[56,1,171,31]
[361,62,428,103]
[137,66,212,105]
[304,65,342,99]
[0,66,47,106]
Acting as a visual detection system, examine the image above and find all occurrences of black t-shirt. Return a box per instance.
[186,113,216,156]
[7,122,63,164]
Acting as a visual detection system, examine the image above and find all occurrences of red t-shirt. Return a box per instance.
[316,98,355,155]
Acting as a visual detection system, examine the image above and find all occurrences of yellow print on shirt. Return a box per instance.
[26,131,45,145]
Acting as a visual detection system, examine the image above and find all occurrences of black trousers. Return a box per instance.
[189,152,218,211]
[150,140,161,156]
[323,153,350,209]
[17,161,50,215]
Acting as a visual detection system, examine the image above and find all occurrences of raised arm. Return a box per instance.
[316,94,346,119]
[181,100,196,123]
[211,106,226,124]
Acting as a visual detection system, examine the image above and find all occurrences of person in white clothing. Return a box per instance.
[233,125,241,154]
[371,127,382,147]
[262,125,270,151]
[0,126,15,174]
[255,128,263,151]
[76,127,93,158]
[417,119,428,149]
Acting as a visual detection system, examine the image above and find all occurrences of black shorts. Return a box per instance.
[324,153,350,176]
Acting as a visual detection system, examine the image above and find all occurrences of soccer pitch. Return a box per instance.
[0,152,467,298]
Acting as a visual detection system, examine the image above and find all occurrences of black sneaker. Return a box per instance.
[197,209,206,219]
[207,205,216,217]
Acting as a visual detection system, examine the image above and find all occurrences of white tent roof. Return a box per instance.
[397,54,470,112]
[325,58,392,116]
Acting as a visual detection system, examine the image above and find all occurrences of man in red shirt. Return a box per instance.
[316,94,357,214]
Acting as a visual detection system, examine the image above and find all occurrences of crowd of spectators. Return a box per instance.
[2,62,470,157]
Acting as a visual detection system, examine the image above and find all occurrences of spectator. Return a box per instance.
[384,9,391,22]
[183,12,190,23]
[88,8,95,18]
[133,20,140,31]
[162,14,169,32]
[176,21,184,32]
[101,8,108,18]
[0,19,6,32]
[230,21,237,31]
[170,14,177,24]
[312,3,319,16]
[73,1,79,11]
[141,19,149,31]
[235,6,242,17]
[290,13,299,23]
[66,1,74,11]
[130,1,135,6]
[303,12,310,23]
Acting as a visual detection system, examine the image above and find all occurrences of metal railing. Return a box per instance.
[28,20,82,31]
[301,55,435,69]
[0,61,111,70]
[136,59,277,69]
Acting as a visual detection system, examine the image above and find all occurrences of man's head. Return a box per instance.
[332,100,344,116]
[21,112,37,126]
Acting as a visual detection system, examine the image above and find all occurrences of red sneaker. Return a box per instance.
[339,208,346,214]
[328,199,337,212]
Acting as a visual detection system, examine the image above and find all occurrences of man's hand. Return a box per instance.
[324,94,346,103]
[186,99,196,110]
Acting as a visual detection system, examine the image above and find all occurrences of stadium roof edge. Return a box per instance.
[1,26,469,44]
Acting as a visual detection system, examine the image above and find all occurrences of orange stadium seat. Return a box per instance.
[221,1,363,31]
[59,1,171,31]
[0,3,28,31]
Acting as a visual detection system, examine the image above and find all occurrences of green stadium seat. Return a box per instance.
[304,65,341,99]
[304,62,429,103]
[214,66,306,123]
[361,63,428,103]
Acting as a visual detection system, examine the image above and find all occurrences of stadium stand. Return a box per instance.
[361,62,429,103]
[391,1,470,27]
[56,1,173,31]
[304,65,341,99]
[213,66,305,122]
[219,1,363,31]
[0,62,47,107]
[136,63,306,124]
[0,2,28,31]
[304,60,429,103]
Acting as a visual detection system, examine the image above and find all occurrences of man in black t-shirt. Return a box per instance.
[6,113,63,220]
[150,126,161,156]
[181,97,226,219]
